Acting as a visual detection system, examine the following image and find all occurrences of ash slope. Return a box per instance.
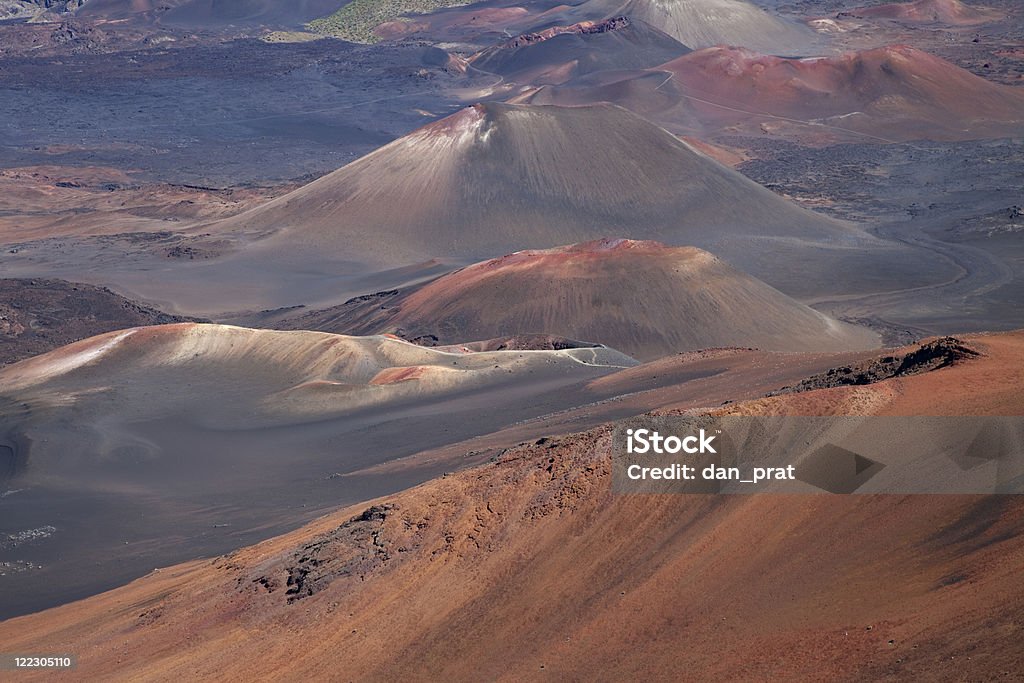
[534,0,821,54]
[0,323,636,618]
[279,239,879,361]
[223,102,912,296]
[3,333,1022,679]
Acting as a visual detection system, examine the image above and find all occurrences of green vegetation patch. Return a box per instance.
[307,0,475,44]
[262,31,330,44]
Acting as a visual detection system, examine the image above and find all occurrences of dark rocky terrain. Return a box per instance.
[0,278,202,365]
[769,336,980,394]
[0,33,479,185]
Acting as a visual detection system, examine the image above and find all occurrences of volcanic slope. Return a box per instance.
[846,0,1001,26]
[3,332,1022,680]
[532,0,821,54]
[468,17,689,85]
[224,102,932,297]
[278,239,880,360]
[518,45,1024,143]
[657,45,1024,142]
[0,322,637,618]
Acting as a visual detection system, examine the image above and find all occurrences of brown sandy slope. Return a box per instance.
[0,278,202,366]
[220,102,927,298]
[0,166,284,243]
[2,331,1022,680]
[846,0,1001,26]
[277,239,879,361]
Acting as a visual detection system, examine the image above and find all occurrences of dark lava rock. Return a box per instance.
[769,337,980,395]
[0,278,205,366]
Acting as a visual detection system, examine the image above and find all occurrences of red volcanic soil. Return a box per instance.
[844,0,1001,26]
[494,16,634,49]
[660,44,1024,141]
[369,365,433,385]
[2,332,1022,680]
[277,239,879,360]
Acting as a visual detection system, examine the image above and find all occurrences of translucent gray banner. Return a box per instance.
[611,416,1024,494]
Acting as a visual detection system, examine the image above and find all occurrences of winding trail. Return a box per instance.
[808,220,1016,332]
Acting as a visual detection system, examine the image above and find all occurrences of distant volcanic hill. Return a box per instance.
[843,0,1001,26]
[223,102,880,292]
[515,45,1024,143]
[278,239,879,360]
[658,45,1024,141]
[468,17,689,85]
[532,0,821,54]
